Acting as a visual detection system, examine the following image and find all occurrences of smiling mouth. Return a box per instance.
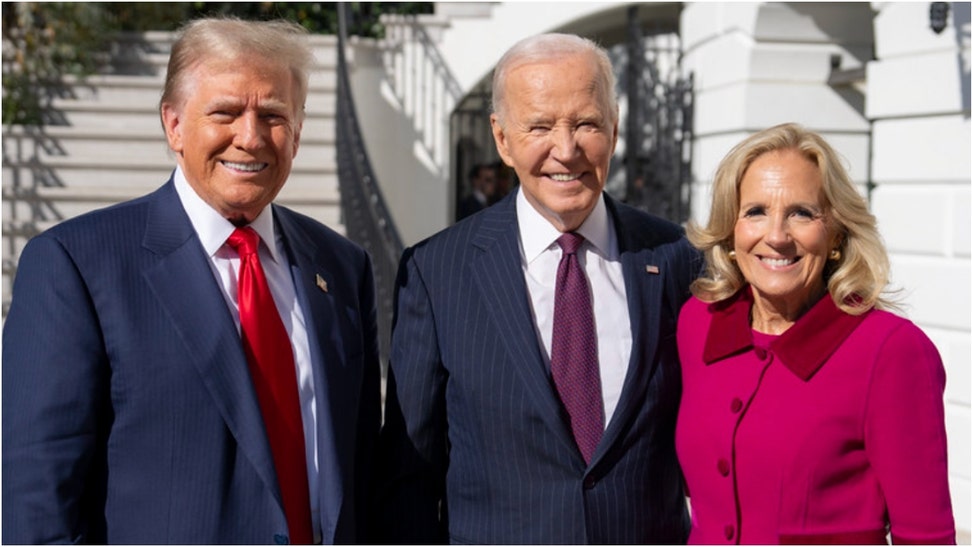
[548,173,581,182]
[222,160,268,173]
[760,256,800,267]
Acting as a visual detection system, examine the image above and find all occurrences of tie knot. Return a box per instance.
[557,232,585,255]
[226,226,260,256]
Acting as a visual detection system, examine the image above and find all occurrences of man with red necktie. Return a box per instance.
[3,18,380,544]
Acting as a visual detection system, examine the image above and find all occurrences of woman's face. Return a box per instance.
[733,149,837,315]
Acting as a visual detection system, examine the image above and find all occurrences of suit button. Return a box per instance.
[754,347,768,360]
[273,534,289,545]
[724,524,735,540]
[717,458,730,477]
[583,476,597,489]
[730,397,743,413]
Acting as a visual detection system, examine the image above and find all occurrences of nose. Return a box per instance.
[765,213,791,246]
[549,126,578,162]
[234,112,266,150]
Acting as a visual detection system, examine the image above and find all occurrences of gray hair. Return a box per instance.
[491,33,617,127]
[159,17,313,119]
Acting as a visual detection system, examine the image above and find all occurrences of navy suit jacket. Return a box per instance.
[2,180,381,544]
[377,191,699,544]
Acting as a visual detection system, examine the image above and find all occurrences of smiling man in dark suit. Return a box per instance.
[2,17,380,544]
[377,33,699,544]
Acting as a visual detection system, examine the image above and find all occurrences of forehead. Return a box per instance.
[503,55,603,112]
[740,150,824,199]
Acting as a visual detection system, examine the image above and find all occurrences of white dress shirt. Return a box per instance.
[174,167,321,542]
[516,189,633,427]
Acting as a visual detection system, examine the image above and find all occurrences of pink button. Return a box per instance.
[717,458,730,476]
[730,398,743,413]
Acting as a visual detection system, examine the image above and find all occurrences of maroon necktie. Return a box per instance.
[550,232,604,464]
[227,227,313,544]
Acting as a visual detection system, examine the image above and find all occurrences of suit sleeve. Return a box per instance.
[2,234,111,543]
[864,321,955,544]
[354,249,383,542]
[374,247,449,544]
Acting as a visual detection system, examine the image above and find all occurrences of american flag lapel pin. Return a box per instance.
[645,264,660,275]
[316,273,329,293]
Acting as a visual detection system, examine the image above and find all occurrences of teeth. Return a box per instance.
[550,173,579,182]
[761,257,795,267]
[223,161,266,172]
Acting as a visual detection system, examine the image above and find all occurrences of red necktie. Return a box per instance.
[227,227,313,544]
[550,232,604,464]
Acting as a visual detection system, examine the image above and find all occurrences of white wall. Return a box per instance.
[867,2,971,539]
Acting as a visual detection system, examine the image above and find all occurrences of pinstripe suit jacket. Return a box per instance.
[377,191,698,544]
[1,179,381,544]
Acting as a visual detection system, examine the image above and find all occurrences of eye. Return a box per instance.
[790,207,819,221]
[209,109,237,122]
[262,112,289,125]
[742,206,765,218]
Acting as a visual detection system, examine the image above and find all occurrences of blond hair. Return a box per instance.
[159,17,312,121]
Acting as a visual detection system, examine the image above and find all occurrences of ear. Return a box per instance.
[490,113,513,167]
[160,103,184,154]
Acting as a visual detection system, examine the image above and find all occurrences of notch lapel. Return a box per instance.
[140,182,281,506]
[591,199,665,464]
[273,207,346,543]
[468,198,578,455]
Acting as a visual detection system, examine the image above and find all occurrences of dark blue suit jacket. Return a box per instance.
[377,191,699,544]
[2,180,381,544]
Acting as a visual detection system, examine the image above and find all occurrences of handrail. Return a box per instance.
[335,4,405,360]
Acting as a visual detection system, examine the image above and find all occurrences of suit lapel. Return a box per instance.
[273,207,345,542]
[140,182,281,504]
[469,196,578,454]
[593,198,665,463]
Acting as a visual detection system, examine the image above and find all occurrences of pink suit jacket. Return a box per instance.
[675,288,955,544]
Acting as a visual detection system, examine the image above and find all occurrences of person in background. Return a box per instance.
[457,162,498,220]
[2,17,381,544]
[376,32,698,544]
[491,158,516,202]
[676,122,955,544]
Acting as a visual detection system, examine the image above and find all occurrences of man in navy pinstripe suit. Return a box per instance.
[2,18,380,544]
[377,33,698,544]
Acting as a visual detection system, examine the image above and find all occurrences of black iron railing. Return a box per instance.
[335,4,405,360]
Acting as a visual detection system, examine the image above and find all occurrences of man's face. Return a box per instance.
[491,53,617,232]
[474,167,498,197]
[161,57,302,224]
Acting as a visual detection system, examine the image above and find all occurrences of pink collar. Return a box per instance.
[701,286,868,381]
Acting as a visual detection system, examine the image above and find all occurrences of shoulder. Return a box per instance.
[608,197,686,245]
[30,188,160,252]
[677,295,712,330]
[859,309,936,349]
[274,205,367,258]
[856,309,943,377]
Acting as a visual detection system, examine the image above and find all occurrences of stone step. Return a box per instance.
[66,70,338,103]
[2,164,338,191]
[3,139,337,169]
[3,119,337,142]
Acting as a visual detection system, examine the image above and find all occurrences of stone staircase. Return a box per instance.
[1,32,343,314]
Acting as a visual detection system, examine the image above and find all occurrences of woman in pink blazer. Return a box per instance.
[676,123,955,544]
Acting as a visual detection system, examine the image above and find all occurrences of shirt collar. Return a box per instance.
[516,188,615,263]
[702,286,868,381]
[173,166,281,264]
